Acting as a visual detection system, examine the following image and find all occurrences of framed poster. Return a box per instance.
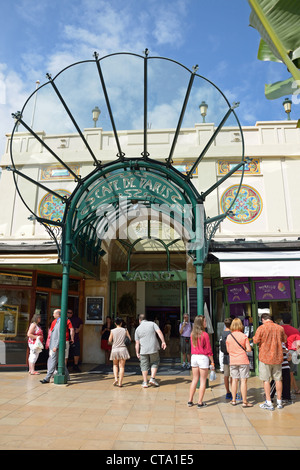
[85,297,104,324]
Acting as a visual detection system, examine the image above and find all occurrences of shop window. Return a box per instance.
[0,271,32,286]
[37,273,79,291]
[0,288,31,366]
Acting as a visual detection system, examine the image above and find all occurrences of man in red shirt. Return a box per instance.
[281,313,300,394]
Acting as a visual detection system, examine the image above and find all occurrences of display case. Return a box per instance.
[0,305,19,338]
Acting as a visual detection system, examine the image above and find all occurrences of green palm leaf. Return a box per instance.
[248,0,300,100]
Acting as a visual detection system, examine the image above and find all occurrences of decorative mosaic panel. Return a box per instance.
[220,184,263,224]
[40,165,80,180]
[173,162,198,176]
[218,158,260,176]
[38,189,71,222]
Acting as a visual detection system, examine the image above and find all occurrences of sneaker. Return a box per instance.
[197,402,207,408]
[225,392,232,400]
[142,381,148,388]
[186,363,191,370]
[182,363,186,369]
[149,377,159,387]
[187,401,193,407]
[277,402,284,409]
[259,401,274,411]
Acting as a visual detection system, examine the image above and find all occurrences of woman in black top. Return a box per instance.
[101,316,112,364]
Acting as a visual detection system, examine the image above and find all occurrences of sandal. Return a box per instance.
[113,380,118,386]
[230,401,236,406]
[242,402,253,408]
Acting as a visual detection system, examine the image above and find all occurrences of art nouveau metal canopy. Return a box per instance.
[8,51,245,383]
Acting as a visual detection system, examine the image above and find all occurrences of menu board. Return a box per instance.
[255,280,291,301]
[227,283,251,303]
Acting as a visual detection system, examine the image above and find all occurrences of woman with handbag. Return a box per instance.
[108,317,131,387]
[226,318,253,407]
[27,313,44,375]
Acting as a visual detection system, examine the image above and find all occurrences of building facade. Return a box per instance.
[0,119,299,373]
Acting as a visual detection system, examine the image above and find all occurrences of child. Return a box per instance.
[270,342,292,404]
[220,317,233,399]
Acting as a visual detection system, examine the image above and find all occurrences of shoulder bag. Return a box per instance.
[229,333,254,369]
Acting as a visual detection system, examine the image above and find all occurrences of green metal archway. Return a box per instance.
[9,51,245,384]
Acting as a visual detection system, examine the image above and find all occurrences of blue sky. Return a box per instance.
[0,0,293,155]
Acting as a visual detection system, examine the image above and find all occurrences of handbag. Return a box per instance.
[124,331,131,347]
[34,337,44,351]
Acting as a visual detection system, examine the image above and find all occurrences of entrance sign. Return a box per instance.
[77,170,186,219]
[110,270,187,282]
[9,52,245,383]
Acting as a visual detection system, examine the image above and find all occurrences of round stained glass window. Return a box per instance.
[38,189,70,222]
[220,184,262,224]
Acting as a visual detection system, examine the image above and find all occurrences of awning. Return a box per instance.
[0,253,59,264]
[213,251,300,277]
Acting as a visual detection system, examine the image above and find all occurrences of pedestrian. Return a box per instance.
[253,313,287,410]
[220,317,233,399]
[101,316,112,365]
[188,315,214,408]
[27,313,44,375]
[281,313,300,394]
[179,313,192,369]
[40,309,70,384]
[135,313,167,388]
[67,309,83,372]
[108,317,131,387]
[49,308,74,366]
[226,318,253,407]
[270,343,292,404]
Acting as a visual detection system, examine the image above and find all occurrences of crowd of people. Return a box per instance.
[27,309,300,411]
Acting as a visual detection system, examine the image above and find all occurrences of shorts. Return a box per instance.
[230,364,250,379]
[140,352,160,371]
[70,341,80,357]
[191,354,210,369]
[259,361,282,382]
[180,337,191,354]
[65,341,70,359]
[223,364,230,377]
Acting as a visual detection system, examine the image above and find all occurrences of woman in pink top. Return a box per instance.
[226,318,253,407]
[188,316,214,408]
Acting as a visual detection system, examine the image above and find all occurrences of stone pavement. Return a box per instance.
[0,364,300,451]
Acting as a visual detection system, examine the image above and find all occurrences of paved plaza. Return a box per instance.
[0,365,300,451]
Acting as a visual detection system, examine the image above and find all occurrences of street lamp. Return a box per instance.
[92,106,101,127]
[282,97,292,120]
[199,101,208,123]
